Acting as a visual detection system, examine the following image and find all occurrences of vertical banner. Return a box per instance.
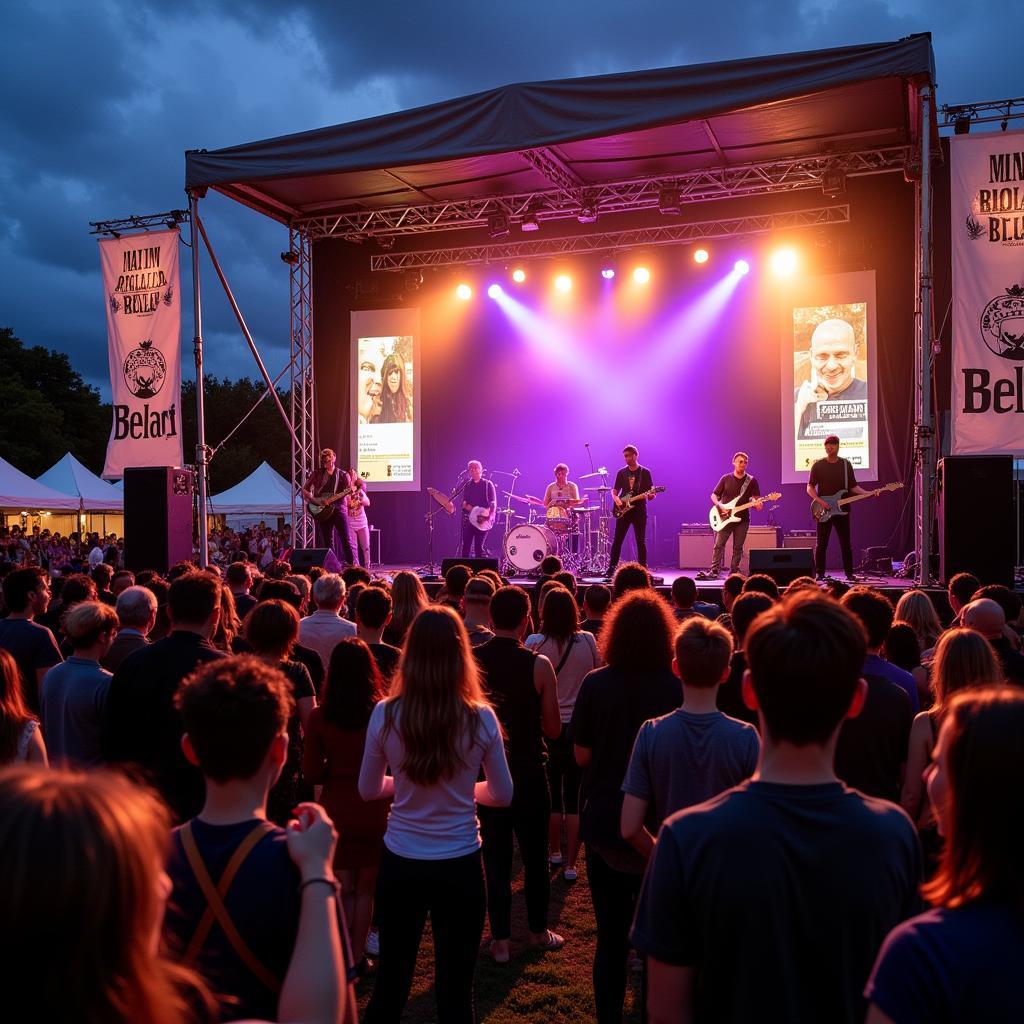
[780,271,878,484]
[951,129,1024,454]
[99,229,183,478]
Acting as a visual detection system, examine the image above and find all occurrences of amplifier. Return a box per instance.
[678,525,779,573]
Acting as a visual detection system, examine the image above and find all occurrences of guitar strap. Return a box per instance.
[843,459,849,492]
[737,474,752,503]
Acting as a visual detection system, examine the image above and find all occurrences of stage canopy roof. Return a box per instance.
[0,456,81,511]
[185,34,935,229]
[208,461,292,515]
[37,453,123,512]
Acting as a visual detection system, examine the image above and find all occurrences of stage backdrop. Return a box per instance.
[951,128,1024,455]
[99,228,183,478]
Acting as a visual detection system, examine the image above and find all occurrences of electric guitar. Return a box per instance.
[811,481,903,523]
[465,505,496,531]
[612,485,666,519]
[307,486,356,523]
[709,491,782,532]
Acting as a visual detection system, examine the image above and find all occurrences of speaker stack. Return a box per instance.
[123,467,194,573]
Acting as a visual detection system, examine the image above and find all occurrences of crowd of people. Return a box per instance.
[0,548,1022,1023]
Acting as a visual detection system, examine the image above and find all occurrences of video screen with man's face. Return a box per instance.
[780,272,877,483]
[350,309,420,490]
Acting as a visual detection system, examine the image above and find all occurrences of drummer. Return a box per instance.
[543,463,583,532]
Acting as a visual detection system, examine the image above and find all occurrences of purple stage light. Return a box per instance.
[601,267,616,279]
[487,283,503,298]
[734,259,750,276]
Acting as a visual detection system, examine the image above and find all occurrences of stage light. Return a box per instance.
[693,248,709,265]
[521,198,543,232]
[487,283,503,298]
[554,274,572,293]
[734,259,750,276]
[632,266,650,284]
[488,211,510,239]
[658,185,680,215]
[954,114,972,135]
[456,283,473,300]
[577,192,599,224]
[822,169,846,198]
[770,248,798,278]
[512,268,527,283]
[601,266,616,280]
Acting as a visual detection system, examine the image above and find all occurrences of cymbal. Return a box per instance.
[584,485,612,492]
[494,508,517,516]
[427,486,455,514]
[503,491,530,502]
[579,470,603,479]
[524,494,546,506]
[575,505,599,513]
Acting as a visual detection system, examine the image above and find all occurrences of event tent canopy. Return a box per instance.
[36,453,124,512]
[208,461,292,515]
[186,35,935,225]
[0,456,81,511]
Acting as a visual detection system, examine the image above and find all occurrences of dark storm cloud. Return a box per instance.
[0,0,1018,401]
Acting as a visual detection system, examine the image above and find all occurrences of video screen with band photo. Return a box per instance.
[349,308,420,491]
[780,271,878,484]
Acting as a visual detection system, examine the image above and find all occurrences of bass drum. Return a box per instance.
[503,523,559,573]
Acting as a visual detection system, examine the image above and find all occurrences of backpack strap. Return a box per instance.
[180,820,281,993]
[553,636,577,675]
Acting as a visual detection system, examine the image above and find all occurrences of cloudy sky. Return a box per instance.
[0,0,1016,398]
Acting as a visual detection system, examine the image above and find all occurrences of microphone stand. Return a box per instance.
[418,471,466,579]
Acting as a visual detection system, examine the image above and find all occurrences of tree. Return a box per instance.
[0,327,110,476]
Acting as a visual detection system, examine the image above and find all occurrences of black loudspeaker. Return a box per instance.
[288,548,344,574]
[441,557,500,577]
[124,467,194,573]
[939,455,1014,587]
[749,548,816,585]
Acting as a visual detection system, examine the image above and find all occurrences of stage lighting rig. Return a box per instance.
[521,199,543,232]
[280,250,300,265]
[376,235,395,251]
[512,267,527,283]
[693,247,709,265]
[404,271,424,292]
[577,193,599,224]
[488,211,511,238]
[821,169,846,198]
[658,185,681,215]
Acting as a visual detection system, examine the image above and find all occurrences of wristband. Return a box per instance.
[300,876,340,893]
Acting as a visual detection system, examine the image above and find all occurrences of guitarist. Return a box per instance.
[460,459,497,557]
[606,444,655,574]
[698,452,763,580]
[806,435,872,582]
[300,448,355,565]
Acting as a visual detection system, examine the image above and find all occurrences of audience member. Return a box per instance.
[971,584,1022,640]
[741,572,780,601]
[226,561,257,618]
[110,569,135,596]
[715,591,774,725]
[633,592,920,1024]
[580,583,611,636]
[355,586,401,681]
[946,571,980,624]
[962,597,1024,684]
[54,572,100,656]
[525,585,600,881]
[40,600,117,766]
[358,606,513,1022]
[716,572,746,638]
[145,575,172,640]
[101,572,226,822]
[867,688,1024,1022]
[383,570,430,647]
[461,577,496,647]
[303,638,390,975]
[552,570,577,596]
[621,616,758,861]
[0,765,351,1024]
[342,564,372,591]
[211,584,244,654]
[298,573,356,673]
[571,589,682,1024]
[437,563,471,611]
[883,621,930,709]
[91,562,116,606]
[894,590,942,653]
[610,561,651,601]
[669,576,719,621]
[0,566,61,712]
[102,585,157,671]
[0,648,46,765]
[259,580,325,695]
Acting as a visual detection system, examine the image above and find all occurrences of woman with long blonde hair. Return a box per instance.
[359,606,512,1023]
[894,589,943,653]
[382,569,430,647]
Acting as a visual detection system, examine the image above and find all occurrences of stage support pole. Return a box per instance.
[914,83,936,586]
[189,190,210,568]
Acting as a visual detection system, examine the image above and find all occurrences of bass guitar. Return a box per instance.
[811,481,903,523]
[612,486,666,519]
[308,487,356,523]
[709,491,782,532]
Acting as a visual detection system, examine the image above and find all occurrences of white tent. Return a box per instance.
[37,453,123,511]
[0,455,81,511]
[208,461,293,515]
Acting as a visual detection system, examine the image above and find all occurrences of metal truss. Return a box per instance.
[288,228,315,548]
[298,147,903,241]
[369,204,850,271]
[89,210,189,235]
[941,96,1024,131]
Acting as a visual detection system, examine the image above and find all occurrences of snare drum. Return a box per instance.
[545,504,571,533]
[503,524,559,572]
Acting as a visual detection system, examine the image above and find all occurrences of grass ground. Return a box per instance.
[355,853,643,1023]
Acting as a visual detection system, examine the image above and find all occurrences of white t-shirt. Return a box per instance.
[359,699,513,859]
[526,631,601,723]
[88,547,104,569]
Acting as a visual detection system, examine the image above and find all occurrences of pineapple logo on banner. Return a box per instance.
[124,339,167,398]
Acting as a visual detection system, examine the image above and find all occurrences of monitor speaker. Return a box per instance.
[748,547,816,585]
[441,557,500,577]
[288,548,344,574]
[123,467,194,573]
[939,455,1014,586]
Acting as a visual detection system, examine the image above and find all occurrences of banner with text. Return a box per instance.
[951,129,1024,455]
[99,229,183,478]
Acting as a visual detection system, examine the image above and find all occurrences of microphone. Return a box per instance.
[513,468,521,476]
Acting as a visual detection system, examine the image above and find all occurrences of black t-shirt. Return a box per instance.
[368,641,401,682]
[570,665,682,860]
[834,673,913,803]
[462,478,496,520]
[809,457,857,497]
[613,465,654,504]
[713,474,761,521]
[632,780,921,1024]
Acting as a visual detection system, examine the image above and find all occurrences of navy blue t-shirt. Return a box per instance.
[165,818,301,1021]
[866,902,1024,1023]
